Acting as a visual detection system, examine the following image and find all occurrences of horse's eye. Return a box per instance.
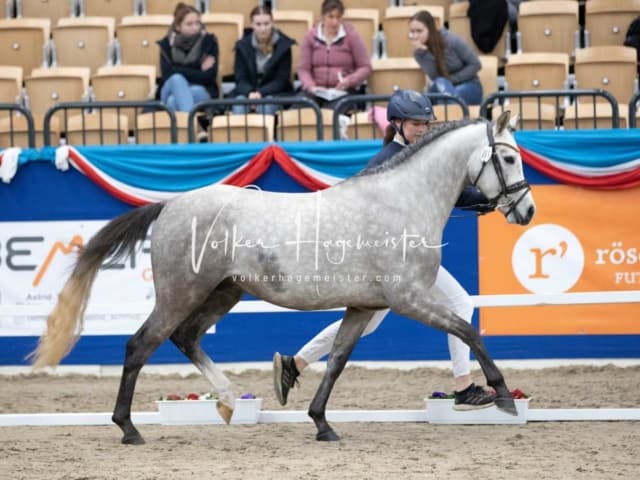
[504,155,515,164]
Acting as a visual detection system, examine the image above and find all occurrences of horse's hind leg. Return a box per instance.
[112,303,195,445]
[170,279,244,424]
[391,300,516,415]
[308,307,373,442]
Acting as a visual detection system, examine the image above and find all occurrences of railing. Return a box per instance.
[188,97,323,143]
[480,89,620,130]
[0,103,36,148]
[629,92,640,128]
[332,93,470,140]
[43,101,177,146]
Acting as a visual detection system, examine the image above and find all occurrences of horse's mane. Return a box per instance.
[357,117,487,177]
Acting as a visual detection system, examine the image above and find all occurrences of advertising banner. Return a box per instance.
[0,221,154,336]
[479,185,640,335]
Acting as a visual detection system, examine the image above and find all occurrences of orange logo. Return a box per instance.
[32,235,84,287]
[478,185,640,335]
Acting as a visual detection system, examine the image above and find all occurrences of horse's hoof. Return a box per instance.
[495,396,517,416]
[316,430,340,442]
[217,400,233,424]
[121,433,146,445]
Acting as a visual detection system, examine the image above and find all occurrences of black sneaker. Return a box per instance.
[453,383,496,411]
[273,352,300,406]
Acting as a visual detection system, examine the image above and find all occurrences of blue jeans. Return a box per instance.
[160,73,210,112]
[429,77,483,106]
[231,94,280,115]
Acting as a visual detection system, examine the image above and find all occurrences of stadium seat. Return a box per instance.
[115,15,172,72]
[367,57,425,95]
[201,13,243,82]
[18,0,73,26]
[52,16,116,74]
[504,52,570,108]
[91,64,157,128]
[492,102,558,130]
[0,113,60,148]
[0,18,51,75]
[573,46,638,105]
[448,1,509,60]
[80,0,138,24]
[135,111,191,144]
[563,101,629,129]
[209,113,275,143]
[276,108,333,141]
[585,0,640,47]
[65,112,129,145]
[273,0,322,21]
[203,0,261,22]
[272,10,314,81]
[477,55,499,99]
[0,66,23,107]
[24,66,90,114]
[343,8,380,59]
[348,110,384,140]
[344,0,391,26]
[516,1,580,56]
[382,6,443,58]
[432,103,468,124]
[143,0,197,15]
[398,0,452,23]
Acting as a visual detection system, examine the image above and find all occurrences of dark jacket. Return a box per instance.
[468,0,508,54]
[157,32,220,99]
[231,29,295,97]
[366,140,493,213]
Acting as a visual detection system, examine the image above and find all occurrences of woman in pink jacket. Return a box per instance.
[298,0,372,108]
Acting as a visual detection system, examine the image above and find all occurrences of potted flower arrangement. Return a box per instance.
[425,389,530,425]
[156,392,262,425]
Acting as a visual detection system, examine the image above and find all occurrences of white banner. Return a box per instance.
[0,220,154,336]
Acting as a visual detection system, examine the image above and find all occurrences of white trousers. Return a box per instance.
[296,266,475,378]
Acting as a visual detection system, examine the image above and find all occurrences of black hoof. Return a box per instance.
[121,433,146,445]
[495,396,517,416]
[316,430,340,442]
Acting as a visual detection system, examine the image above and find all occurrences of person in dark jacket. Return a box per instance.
[231,5,294,115]
[272,90,496,410]
[157,2,219,112]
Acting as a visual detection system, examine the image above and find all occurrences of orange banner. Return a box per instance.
[478,185,640,335]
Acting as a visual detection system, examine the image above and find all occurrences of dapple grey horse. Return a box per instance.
[31,111,535,444]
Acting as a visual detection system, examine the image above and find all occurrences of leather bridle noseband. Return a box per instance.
[471,121,531,218]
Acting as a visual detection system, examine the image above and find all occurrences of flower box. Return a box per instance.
[425,398,529,424]
[156,398,262,425]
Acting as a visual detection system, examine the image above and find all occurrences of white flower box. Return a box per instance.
[156,398,262,425]
[425,398,529,424]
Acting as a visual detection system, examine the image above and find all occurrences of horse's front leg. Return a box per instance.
[392,300,516,415]
[308,307,373,441]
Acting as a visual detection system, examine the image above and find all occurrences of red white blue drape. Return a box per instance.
[1,130,639,205]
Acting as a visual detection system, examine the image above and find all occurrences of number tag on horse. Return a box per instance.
[481,147,492,163]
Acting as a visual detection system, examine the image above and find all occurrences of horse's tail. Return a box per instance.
[30,202,165,368]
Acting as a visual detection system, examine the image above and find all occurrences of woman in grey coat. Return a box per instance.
[409,10,483,105]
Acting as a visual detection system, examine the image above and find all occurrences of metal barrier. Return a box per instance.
[629,92,640,128]
[0,104,36,148]
[188,97,323,143]
[332,93,470,140]
[480,89,620,129]
[43,101,177,146]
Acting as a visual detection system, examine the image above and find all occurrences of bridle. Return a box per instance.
[471,121,531,218]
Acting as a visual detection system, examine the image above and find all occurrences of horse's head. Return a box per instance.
[469,111,536,225]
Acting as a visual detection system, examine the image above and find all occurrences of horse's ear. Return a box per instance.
[508,112,520,131]
[495,110,511,133]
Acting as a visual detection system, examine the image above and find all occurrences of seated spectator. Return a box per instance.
[298,0,371,108]
[157,2,219,112]
[409,10,483,106]
[230,5,295,115]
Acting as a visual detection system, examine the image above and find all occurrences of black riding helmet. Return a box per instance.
[387,89,436,122]
[387,89,436,144]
